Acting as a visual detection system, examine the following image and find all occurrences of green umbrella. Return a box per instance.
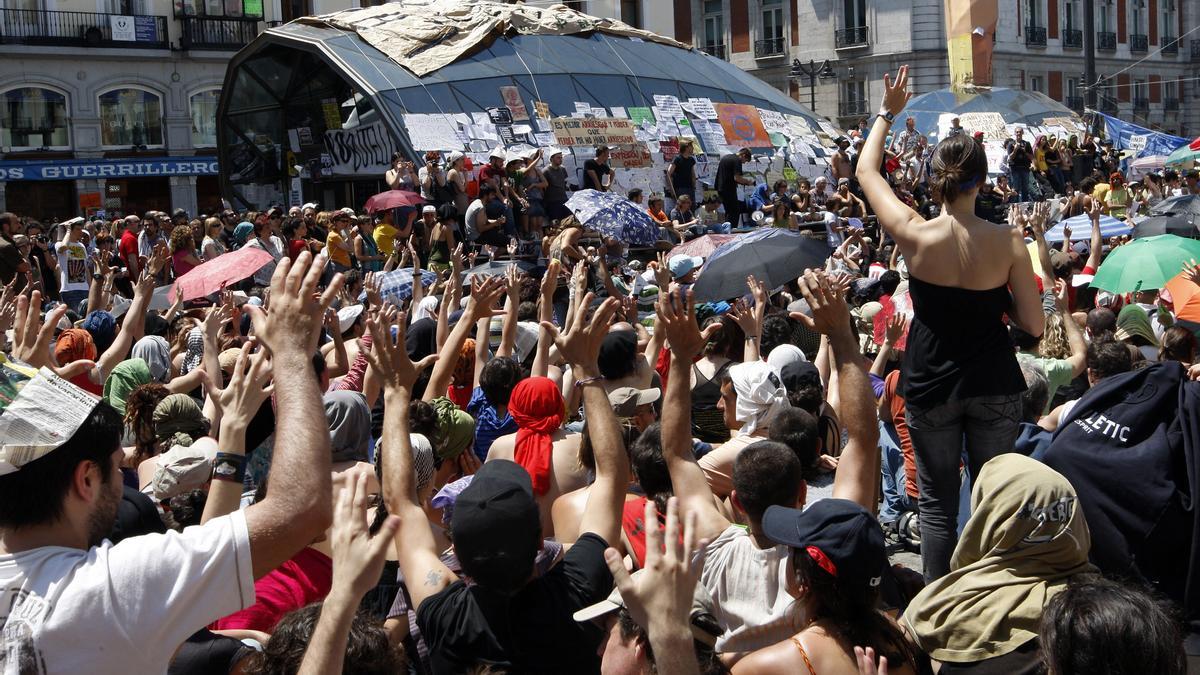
[1165,142,1200,169]
[1091,234,1200,293]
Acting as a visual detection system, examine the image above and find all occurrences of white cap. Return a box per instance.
[447,151,465,164]
[489,146,507,161]
[547,147,565,158]
[423,205,437,214]
[302,202,318,211]
[337,304,364,333]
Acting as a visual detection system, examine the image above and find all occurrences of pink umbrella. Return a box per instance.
[363,189,424,214]
[668,234,738,260]
[172,247,275,302]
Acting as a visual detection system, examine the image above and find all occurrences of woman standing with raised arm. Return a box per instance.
[856,66,1045,582]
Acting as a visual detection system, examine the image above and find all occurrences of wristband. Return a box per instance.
[211,452,247,484]
[574,375,605,388]
[744,335,758,340]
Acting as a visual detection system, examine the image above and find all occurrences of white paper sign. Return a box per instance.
[402,113,465,151]
[686,97,717,119]
[110,15,136,41]
[1127,134,1148,153]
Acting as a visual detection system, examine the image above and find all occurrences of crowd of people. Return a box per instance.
[2,65,1200,675]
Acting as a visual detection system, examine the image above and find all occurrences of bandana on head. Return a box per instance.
[103,359,152,414]
[181,328,204,375]
[153,393,211,448]
[55,328,97,365]
[508,376,564,496]
[132,335,171,383]
[431,396,475,461]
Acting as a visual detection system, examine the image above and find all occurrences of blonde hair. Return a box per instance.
[1039,312,1071,360]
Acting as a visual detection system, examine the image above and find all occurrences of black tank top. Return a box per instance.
[901,276,1026,408]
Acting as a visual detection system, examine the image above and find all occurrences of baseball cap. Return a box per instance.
[489,146,507,161]
[450,460,542,590]
[301,202,318,211]
[762,499,887,596]
[837,177,850,186]
[778,360,821,394]
[1049,249,1072,277]
[608,386,661,417]
[422,204,437,214]
[598,330,638,380]
[573,569,720,647]
[668,254,703,280]
[337,304,364,333]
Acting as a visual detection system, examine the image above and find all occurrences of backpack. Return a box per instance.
[1043,362,1200,626]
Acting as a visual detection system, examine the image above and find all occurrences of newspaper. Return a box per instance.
[0,368,99,476]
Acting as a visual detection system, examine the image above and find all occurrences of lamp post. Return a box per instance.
[790,58,837,112]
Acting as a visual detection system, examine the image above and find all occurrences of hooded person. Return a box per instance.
[181,328,205,375]
[153,393,211,448]
[232,221,254,248]
[103,358,153,415]
[902,454,1095,669]
[431,396,475,463]
[1115,304,1160,361]
[507,376,565,496]
[324,390,372,464]
[133,335,172,384]
[82,310,117,355]
[55,328,101,394]
[731,360,789,436]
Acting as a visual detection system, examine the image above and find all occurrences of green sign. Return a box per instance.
[244,0,262,17]
[628,107,655,127]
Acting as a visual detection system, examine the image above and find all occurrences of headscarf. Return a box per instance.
[766,344,807,373]
[103,359,152,414]
[413,294,439,323]
[903,454,1095,663]
[432,474,474,527]
[82,310,117,355]
[55,328,97,365]
[152,393,211,448]
[1114,304,1159,346]
[452,339,476,388]
[431,396,475,461]
[730,360,789,436]
[507,376,564,496]
[181,328,204,375]
[324,390,372,463]
[232,221,254,247]
[133,335,172,383]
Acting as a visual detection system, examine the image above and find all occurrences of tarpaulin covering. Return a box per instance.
[1095,111,1190,160]
[891,87,1082,138]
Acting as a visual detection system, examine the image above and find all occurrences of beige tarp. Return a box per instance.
[296,0,690,78]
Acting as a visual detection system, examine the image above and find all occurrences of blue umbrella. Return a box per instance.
[360,268,439,305]
[1043,214,1131,243]
[691,229,830,302]
[565,189,659,246]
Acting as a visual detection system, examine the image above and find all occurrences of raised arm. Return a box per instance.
[856,66,923,249]
[656,289,730,542]
[1006,226,1046,339]
[422,275,505,402]
[96,245,169,374]
[201,344,273,525]
[870,314,907,377]
[1055,279,1087,378]
[241,251,341,578]
[544,294,627,547]
[366,304,452,610]
[791,271,880,513]
[532,259,559,378]
[1084,200,1104,272]
[496,265,521,359]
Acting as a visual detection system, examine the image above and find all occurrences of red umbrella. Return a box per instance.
[668,234,738,260]
[1190,136,1200,152]
[363,189,423,214]
[172,247,275,302]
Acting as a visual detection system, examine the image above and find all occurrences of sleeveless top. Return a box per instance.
[359,232,383,273]
[901,276,1025,408]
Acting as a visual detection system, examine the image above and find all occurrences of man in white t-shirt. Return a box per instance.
[0,252,338,674]
[654,272,880,658]
[54,217,91,312]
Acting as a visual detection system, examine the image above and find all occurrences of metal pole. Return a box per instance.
[1084,0,1096,108]
[810,59,817,111]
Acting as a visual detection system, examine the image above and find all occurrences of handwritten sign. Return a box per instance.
[499,87,529,121]
[533,100,551,120]
[685,97,717,119]
[401,114,464,152]
[958,112,1007,141]
[323,120,400,176]
[608,145,653,168]
[550,117,638,147]
[714,103,771,147]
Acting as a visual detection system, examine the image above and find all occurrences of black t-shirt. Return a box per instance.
[715,154,743,199]
[1009,140,1033,169]
[670,155,697,194]
[416,533,613,673]
[583,159,610,191]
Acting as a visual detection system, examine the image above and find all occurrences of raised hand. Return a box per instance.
[656,288,720,361]
[1182,258,1200,287]
[854,646,889,675]
[1088,198,1103,222]
[884,313,908,346]
[362,304,438,393]
[244,251,342,357]
[364,272,383,308]
[790,270,852,338]
[652,251,672,290]
[329,472,400,602]
[540,259,560,304]
[12,292,92,379]
[505,264,522,303]
[541,292,620,371]
[208,342,274,428]
[880,65,913,116]
[466,275,508,322]
[203,302,232,343]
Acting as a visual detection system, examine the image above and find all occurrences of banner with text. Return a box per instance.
[322,120,400,177]
[550,117,638,147]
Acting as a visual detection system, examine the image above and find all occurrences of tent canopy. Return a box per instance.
[892,87,1082,139]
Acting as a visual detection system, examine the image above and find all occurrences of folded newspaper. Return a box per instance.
[0,367,100,475]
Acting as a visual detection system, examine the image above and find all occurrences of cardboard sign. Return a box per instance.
[714,103,771,147]
[550,117,638,147]
[607,145,653,168]
[533,100,551,120]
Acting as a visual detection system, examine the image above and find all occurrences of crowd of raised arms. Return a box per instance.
[2,65,1200,675]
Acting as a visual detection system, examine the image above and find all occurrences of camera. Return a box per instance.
[36,235,47,243]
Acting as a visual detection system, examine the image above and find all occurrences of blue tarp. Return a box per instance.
[1096,111,1189,160]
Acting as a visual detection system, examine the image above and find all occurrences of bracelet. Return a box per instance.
[744,335,758,340]
[211,452,247,484]
[574,375,605,388]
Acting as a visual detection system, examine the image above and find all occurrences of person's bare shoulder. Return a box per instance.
[731,639,796,675]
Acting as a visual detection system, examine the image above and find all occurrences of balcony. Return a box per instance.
[1130,33,1148,53]
[180,16,261,50]
[754,36,785,58]
[1191,39,1200,62]
[1061,28,1083,49]
[700,43,726,59]
[1161,36,1178,55]
[1066,95,1085,112]
[1098,31,1117,51]
[1133,97,1150,112]
[838,99,870,117]
[834,25,869,49]
[0,8,167,49]
[1025,25,1047,46]
[1165,98,1180,113]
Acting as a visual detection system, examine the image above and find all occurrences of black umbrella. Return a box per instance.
[691,229,829,302]
[1150,195,1200,218]
[1131,215,1200,240]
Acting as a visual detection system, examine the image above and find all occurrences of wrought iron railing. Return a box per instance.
[0,7,167,48]
[1062,28,1083,48]
[700,43,726,59]
[1097,31,1117,51]
[1025,25,1047,46]
[180,16,261,50]
[1130,33,1148,53]
[754,36,785,57]
[834,25,869,48]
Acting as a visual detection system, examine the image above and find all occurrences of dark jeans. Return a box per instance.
[720,195,744,229]
[906,393,1022,582]
[1010,168,1037,201]
[60,289,89,314]
[473,228,509,248]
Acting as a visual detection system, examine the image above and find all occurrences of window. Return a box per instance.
[620,0,641,28]
[98,88,163,147]
[1098,0,1112,31]
[703,0,725,56]
[1063,0,1080,30]
[1,87,70,150]
[1161,0,1176,39]
[1067,78,1079,98]
[843,0,865,28]
[1026,0,1042,26]
[762,0,784,40]
[1029,75,1044,93]
[1130,0,1145,35]
[840,79,868,116]
[174,0,262,18]
[190,89,220,148]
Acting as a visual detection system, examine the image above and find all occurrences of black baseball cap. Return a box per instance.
[779,360,821,393]
[451,460,541,591]
[762,499,886,596]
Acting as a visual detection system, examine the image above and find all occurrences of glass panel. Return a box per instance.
[705,16,723,46]
[1,87,70,149]
[244,50,295,100]
[227,68,281,113]
[763,8,783,39]
[224,0,242,17]
[190,89,220,147]
[99,88,163,147]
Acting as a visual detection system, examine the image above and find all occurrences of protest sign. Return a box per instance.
[499,87,530,121]
[550,117,639,147]
[714,103,771,147]
[608,145,653,168]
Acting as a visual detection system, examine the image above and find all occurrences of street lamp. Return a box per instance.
[790,59,837,112]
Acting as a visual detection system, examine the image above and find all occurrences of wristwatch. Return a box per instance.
[92,272,103,281]
[878,110,896,125]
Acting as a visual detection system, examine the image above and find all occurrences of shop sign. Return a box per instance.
[0,158,219,181]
